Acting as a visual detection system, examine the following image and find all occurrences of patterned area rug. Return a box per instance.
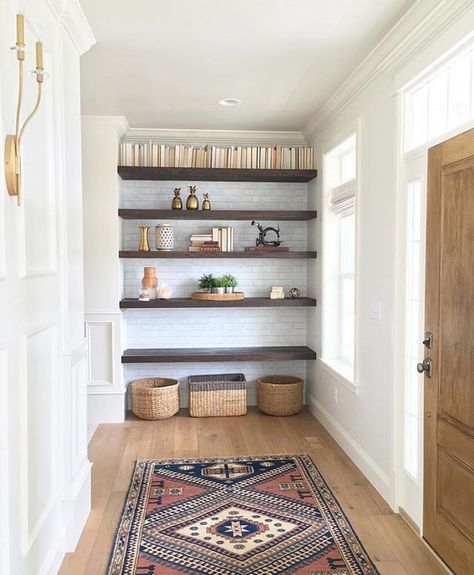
[107,455,379,575]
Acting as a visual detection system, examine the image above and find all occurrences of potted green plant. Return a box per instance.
[214,276,226,294]
[198,273,215,292]
[222,274,238,293]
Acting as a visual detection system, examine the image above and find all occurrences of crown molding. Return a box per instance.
[303,0,473,142]
[82,115,129,138]
[45,0,95,55]
[124,127,307,146]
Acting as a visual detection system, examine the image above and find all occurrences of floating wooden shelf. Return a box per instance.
[119,250,317,259]
[122,346,317,363]
[118,209,317,221]
[118,166,317,183]
[120,297,317,309]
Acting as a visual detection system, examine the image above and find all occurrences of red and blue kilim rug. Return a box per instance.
[107,454,379,575]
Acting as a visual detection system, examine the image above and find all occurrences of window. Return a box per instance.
[322,134,357,384]
[403,179,424,479]
[404,39,474,151]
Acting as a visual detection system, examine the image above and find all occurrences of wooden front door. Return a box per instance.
[423,128,474,574]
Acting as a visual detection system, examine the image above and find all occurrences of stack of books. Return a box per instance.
[212,227,234,252]
[118,143,314,170]
[188,234,214,252]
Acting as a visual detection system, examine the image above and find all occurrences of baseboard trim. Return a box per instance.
[62,462,92,552]
[308,394,393,506]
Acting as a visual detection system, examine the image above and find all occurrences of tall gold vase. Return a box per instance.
[139,226,150,251]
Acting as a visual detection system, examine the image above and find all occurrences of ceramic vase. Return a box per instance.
[155,223,174,251]
[138,226,150,251]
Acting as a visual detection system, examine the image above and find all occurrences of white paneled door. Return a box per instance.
[0,1,94,574]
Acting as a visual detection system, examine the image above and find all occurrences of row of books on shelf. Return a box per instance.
[119,142,314,170]
[189,228,234,252]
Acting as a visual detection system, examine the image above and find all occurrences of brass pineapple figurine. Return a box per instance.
[202,193,211,210]
[171,187,182,210]
[186,185,199,210]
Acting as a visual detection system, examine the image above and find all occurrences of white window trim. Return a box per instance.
[320,119,361,395]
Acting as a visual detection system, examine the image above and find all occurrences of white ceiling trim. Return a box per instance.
[125,128,307,146]
[303,0,473,142]
[45,0,95,55]
[81,115,129,138]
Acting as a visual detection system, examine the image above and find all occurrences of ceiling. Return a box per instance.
[80,0,415,131]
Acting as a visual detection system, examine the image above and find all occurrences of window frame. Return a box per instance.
[321,126,360,393]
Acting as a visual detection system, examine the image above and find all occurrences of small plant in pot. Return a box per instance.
[214,276,226,294]
[198,273,215,293]
[222,274,238,293]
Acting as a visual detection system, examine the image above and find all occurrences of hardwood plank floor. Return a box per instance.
[59,408,448,575]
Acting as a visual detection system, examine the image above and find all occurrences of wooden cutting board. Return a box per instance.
[191,292,245,301]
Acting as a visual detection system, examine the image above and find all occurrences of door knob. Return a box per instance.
[417,358,432,378]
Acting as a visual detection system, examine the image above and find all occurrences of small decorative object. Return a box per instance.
[142,266,158,299]
[270,286,285,299]
[188,373,246,417]
[138,287,150,302]
[213,277,226,294]
[186,185,199,210]
[155,223,174,251]
[171,187,182,210]
[4,12,45,206]
[198,273,215,292]
[138,226,150,251]
[251,220,281,248]
[158,283,172,299]
[202,193,211,210]
[289,287,301,299]
[131,378,180,420]
[222,274,238,293]
[257,375,304,416]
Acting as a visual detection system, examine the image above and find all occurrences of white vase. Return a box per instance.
[155,223,174,251]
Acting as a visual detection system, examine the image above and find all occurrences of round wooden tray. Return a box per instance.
[191,292,244,301]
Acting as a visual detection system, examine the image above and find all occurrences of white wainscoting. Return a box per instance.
[61,338,92,551]
[86,313,125,423]
[20,323,58,556]
[0,346,10,574]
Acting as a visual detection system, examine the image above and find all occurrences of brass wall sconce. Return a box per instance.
[4,13,45,206]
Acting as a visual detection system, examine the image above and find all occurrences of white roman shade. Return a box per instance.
[330,178,356,216]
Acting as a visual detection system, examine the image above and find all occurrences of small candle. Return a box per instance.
[16,13,24,45]
[36,41,43,69]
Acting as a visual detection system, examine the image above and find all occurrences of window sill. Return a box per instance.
[319,358,360,395]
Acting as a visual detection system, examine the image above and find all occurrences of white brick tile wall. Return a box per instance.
[121,179,313,408]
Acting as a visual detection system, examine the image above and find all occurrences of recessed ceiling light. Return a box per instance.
[218,98,241,107]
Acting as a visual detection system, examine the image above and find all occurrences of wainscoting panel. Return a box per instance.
[21,323,58,554]
[0,346,10,573]
[18,50,57,279]
[86,321,113,386]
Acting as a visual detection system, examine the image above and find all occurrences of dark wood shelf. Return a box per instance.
[119,250,317,259]
[118,166,317,183]
[120,297,317,309]
[122,346,317,363]
[118,209,317,221]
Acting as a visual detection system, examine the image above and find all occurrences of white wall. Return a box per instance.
[305,0,474,514]
[0,0,94,573]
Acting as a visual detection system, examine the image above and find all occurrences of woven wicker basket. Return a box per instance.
[257,375,304,416]
[188,373,246,417]
[131,378,179,420]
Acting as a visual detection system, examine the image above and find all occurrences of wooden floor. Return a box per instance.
[59,408,447,575]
